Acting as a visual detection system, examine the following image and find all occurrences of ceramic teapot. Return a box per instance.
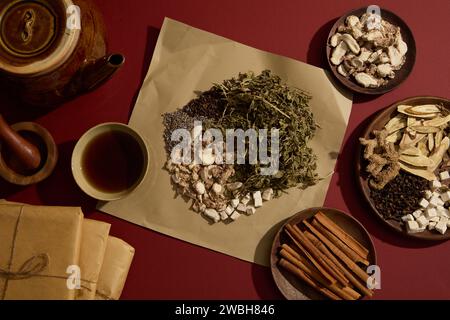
[0,0,124,107]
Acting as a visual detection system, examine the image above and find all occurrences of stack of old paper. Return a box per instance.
[0,201,135,300]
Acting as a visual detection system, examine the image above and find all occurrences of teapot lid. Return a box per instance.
[0,0,80,76]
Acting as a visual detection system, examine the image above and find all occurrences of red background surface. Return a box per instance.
[1,0,449,299]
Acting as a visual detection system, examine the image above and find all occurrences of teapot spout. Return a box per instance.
[80,54,125,92]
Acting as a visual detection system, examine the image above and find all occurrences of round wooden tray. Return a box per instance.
[326,7,416,95]
[357,96,450,241]
[270,207,376,300]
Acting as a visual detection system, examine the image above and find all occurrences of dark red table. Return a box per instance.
[1,0,449,299]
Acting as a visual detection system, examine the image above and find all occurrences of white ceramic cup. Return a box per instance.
[71,122,149,201]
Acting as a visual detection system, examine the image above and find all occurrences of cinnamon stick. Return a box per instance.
[342,286,361,300]
[285,229,336,285]
[303,220,370,283]
[292,225,349,287]
[304,230,373,297]
[279,248,355,300]
[278,258,341,300]
[313,219,370,266]
[315,211,369,259]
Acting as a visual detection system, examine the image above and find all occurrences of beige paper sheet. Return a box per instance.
[76,219,111,300]
[95,236,135,300]
[99,17,353,266]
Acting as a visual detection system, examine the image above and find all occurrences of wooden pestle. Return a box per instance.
[0,115,41,171]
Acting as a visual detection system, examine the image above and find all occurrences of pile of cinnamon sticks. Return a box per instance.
[278,211,374,300]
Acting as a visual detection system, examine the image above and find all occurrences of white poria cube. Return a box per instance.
[241,193,251,205]
[430,180,442,190]
[262,188,274,201]
[230,211,241,221]
[204,209,220,223]
[246,206,256,216]
[406,221,422,233]
[435,221,448,234]
[236,203,247,213]
[428,222,437,230]
[225,205,234,216]
[440,191,450,202]
[231,199,240,208]
[253,191,263,208]
[439,171,450,181]
[401,214,415,222]
[219,210,229,221]
[416,216,429,228]
[429,216,441,222]
[429,196,444,207]
[419,198,429,209]
[425,208,438,219]
[412,210,423,219]
[437,206,450,218]
[424,190,433,200]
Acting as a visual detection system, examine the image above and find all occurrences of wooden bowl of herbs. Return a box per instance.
[357,96,450,241]
[326,7,416,95]
[270,207,377,300]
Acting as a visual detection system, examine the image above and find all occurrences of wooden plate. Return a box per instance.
[270,207,377,300]
[326,7,416,95]
[357,96,450,240]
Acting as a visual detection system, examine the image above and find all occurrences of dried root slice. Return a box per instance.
[384,115,406,134]
[435,131,443,148]
[407,117,420,127]
[428,133,435,152]
[423,114,450,127]
[397,105,439,118]
[399,162,436,181]
[386,131,402,143]
[399,132,425,150]
[399,154,434,167]
[429,137,450,172]
[411,126,441,134]
[401,147,421,156]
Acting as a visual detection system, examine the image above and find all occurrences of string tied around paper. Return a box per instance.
[0,254,49,281]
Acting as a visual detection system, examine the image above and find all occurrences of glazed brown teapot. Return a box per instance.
[0,0,124,107]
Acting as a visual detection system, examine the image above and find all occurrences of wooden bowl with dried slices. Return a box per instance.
[357,96,450,240]
[326,7,416,95]
[270,207,377,300]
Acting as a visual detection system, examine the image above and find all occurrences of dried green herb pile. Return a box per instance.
[163,70,318,197]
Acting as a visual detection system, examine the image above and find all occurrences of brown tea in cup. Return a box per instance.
[81,130,144,194]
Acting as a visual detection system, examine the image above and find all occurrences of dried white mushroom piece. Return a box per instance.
[354,72,379,88]
[377,64,394,78]
[337,64,348,77]
[330,33,343,47]
[341,34,360,54]
[388,46,404,68]
[331,41,348,65]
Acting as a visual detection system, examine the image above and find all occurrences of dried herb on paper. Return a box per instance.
[163,70,318,197]
[205,70,318,195]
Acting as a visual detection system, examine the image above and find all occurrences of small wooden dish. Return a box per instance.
[326,7,416,95]
[270,207,376,300]
[0,122,58,185]
[357,96,450,241]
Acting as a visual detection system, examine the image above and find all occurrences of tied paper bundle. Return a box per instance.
[0,201,134,300]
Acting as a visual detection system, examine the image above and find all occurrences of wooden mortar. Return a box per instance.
[0,122,58,185]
